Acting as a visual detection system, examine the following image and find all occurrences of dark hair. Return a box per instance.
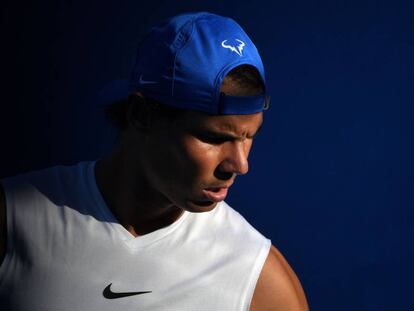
[105,64,265,131]
[222,64,265,96]
[104,95,184,131]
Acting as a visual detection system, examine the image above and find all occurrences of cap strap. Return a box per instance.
[218,93,270,115]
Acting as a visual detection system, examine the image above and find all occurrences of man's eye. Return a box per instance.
[198,135,229,144]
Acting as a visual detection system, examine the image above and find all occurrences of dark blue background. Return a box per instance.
[1,0,413,310]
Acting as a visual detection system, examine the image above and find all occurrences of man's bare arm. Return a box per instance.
[0,183,6,266]
[250,245,309,311]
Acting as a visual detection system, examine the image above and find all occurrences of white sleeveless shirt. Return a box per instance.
[0,161,270,310]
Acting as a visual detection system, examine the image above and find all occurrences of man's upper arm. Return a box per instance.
[0,182,6,266]
[250,245,309,311]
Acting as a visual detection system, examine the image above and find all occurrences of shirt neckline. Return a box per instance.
[85,160,191,250]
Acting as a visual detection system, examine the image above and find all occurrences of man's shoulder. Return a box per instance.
[1,161,93,193]
[187,201,270,263]
[0,161,97,265]
[217,201,259,230]
[0,161,96,219]
[213,201,269,242]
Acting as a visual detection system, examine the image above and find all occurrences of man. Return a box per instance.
[0,12,308,310]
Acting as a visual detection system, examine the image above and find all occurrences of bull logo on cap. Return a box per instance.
[221,39,245,56]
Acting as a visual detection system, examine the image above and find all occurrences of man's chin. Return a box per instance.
[185,200,219,213]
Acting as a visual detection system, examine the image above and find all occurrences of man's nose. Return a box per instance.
[219,141,250,176]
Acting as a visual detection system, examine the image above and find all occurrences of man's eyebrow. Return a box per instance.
[200,122,263,139]
[198,129,237,139]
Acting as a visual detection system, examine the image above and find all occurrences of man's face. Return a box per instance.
[143,111,263,213]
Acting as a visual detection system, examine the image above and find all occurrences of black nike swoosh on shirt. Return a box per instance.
[103,283,152,299]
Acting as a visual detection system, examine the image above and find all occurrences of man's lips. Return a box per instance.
[202,187,229,202]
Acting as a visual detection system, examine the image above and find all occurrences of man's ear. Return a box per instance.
[126,92,153,131]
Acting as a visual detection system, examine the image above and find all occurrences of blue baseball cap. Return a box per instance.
[129,12,269,115]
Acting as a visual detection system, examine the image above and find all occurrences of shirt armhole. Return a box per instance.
[241,238,271,311]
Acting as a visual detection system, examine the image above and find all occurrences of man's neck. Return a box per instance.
[94,150,183,237]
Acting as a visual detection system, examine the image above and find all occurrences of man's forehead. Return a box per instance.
[182,111,263,134]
